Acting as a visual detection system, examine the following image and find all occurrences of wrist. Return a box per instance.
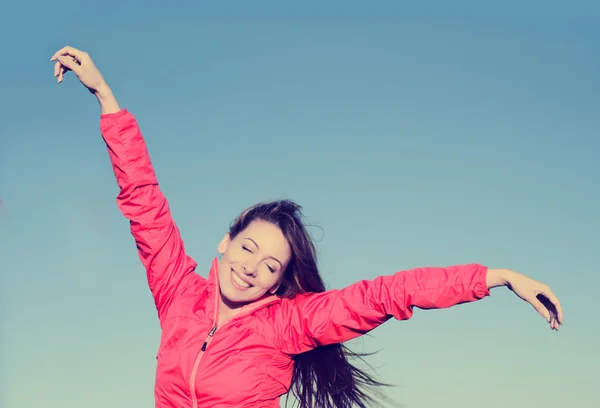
[93,84,121,114]
[486,268,514,289]
[94,83,113,100]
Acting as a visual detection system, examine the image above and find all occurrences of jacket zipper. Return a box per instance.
[189,299,279,408]
[189,258,221,408]
[188,259,279,408]
[189,325,217,408]
[201,326,217,351]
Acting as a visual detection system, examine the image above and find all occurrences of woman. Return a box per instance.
[50,46,563,408]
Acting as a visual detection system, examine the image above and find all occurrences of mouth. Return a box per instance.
[231,268,253,290]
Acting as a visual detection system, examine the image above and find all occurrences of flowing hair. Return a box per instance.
[229,200,390,408]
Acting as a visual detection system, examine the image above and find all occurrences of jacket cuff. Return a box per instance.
[100,108,129,121]
[475,265,490,299]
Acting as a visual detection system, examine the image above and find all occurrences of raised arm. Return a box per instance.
[51,46,199,322]
[100,108,199,320]
[276,264,489,355]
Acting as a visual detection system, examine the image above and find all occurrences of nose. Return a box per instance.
[241,261,258,277]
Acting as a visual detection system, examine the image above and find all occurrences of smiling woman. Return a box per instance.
[50,45,564,408]
[218,217,292,311]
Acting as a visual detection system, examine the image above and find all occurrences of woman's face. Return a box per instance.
[217,220,291,305]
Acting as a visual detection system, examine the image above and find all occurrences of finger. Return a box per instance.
[58,65,65,83]
[51,46,87,63]
[57,60,73,83]
[51,45,81,62]
[539,288,563,325]
[54,61,60,77]
[57,61,69,83]
[550,316,558,331]
[57,55,81,74]
[529,296,551,322]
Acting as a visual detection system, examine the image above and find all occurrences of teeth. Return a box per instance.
[232,271,251,288]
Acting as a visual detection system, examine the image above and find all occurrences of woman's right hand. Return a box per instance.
[51,46,120,114]
[51,46,107,93]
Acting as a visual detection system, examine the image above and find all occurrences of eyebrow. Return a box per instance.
[245,237,283,267]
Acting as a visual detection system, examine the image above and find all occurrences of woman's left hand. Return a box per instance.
[487,268,563,331]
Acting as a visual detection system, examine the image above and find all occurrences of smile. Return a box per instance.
[231,268,252,289]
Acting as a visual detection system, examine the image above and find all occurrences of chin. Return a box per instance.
[220,285,262,305]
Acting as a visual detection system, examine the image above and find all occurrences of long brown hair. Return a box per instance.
[229,200,389,408]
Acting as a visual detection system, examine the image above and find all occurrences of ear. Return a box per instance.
[217,232,231,255]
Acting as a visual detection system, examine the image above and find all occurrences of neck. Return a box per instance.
[218,293,246,324]
[217,293,279,325]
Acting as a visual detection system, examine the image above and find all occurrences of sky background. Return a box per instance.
[1,1,599,407]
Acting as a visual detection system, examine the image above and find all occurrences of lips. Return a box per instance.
[231,268,252,289]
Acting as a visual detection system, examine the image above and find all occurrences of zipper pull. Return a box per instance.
[201,326,217,352]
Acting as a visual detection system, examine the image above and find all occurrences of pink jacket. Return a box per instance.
[100,109,490,407]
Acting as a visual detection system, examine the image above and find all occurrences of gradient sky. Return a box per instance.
[1,2,599,408]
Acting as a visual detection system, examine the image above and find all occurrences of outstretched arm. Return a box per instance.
[276,265,562,355]
[51,46,199,323]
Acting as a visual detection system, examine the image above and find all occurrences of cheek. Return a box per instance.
[221,248,238,264]
[256,272,281,290]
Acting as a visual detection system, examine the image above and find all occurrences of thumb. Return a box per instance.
[529,296,551,322]
[57,55,82,74]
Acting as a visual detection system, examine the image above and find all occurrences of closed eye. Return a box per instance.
[266,264,275,273]
[242,246,253,253]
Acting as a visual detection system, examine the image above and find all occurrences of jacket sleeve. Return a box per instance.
[100,109,199,322]
[276,264,489,355]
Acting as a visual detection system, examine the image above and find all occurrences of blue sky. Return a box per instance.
[1,1,599,407]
